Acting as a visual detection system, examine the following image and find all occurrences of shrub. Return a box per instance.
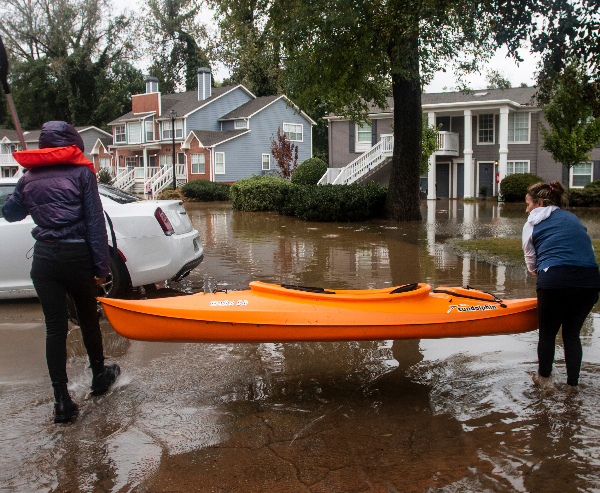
[158,188,185,200]
[291,157,328,185]
[499,173,545,202]
[584,179,600,190]
[568,188,600,207]
[181,179,231,201]
[276,182,387,221]
[230,175,291,211]
[97,168,113,185]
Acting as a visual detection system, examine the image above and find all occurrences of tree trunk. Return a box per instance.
[384,44,423,221]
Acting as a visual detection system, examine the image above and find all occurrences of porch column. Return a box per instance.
[498,107,509,196]
[143,146,148,194]
[463,109,474,197]
[114,149,119,176]
[427,111,436,199]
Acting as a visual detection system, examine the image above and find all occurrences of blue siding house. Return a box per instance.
[103,68,315,194]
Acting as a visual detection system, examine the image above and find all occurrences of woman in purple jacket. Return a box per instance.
[522,181,600,389]
[3,121,120,423]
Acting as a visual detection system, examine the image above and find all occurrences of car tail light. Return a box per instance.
[155,207,174,236]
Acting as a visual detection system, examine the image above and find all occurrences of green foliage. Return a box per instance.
[230,175,290,211]
[276,183,387,222]
[568,188,600,207]
[291,158,328,185]
[181,179,231,201]
[584,179,600,190]
[499,173,545,202]
[539,62,600,186]
[97,168,113,185]
[486,70,512,89]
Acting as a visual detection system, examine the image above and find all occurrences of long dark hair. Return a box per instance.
[526,181,566,207]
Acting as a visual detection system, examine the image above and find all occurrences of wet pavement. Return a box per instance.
[2,199,600,492]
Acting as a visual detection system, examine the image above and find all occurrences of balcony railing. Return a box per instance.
[435,131,459,156]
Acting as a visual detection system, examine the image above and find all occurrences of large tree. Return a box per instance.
[540,61,600,199]
[141,0,211,93]
[0,0,141,129]
[272,0,496,221]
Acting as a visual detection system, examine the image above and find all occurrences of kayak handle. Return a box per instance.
[280,284,336,294]
[389,283,419,294]
[432,289,507,308]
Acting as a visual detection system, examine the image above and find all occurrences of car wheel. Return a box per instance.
[99,256,130,298]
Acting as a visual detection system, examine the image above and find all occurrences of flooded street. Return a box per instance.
[3,199,600,492]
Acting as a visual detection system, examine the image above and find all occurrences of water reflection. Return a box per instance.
[2,199,600,491]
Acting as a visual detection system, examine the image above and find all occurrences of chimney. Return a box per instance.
[145,76,159,94]
[197,67,211,101]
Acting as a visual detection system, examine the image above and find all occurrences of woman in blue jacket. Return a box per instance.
[2,121,120,423]
[522,181,600,389]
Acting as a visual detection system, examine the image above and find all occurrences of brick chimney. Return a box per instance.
[197,67,211,101]
[132,76,161,115]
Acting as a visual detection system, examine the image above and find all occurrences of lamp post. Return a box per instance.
[169,109,177,190]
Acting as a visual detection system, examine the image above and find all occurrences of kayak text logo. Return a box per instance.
[209,300,248,307]
[447,304,498,313]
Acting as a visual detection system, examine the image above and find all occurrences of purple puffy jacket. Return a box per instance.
[2,122,109,278]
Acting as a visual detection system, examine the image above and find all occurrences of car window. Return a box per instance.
[98,184,143,204]
[0,184,16,216]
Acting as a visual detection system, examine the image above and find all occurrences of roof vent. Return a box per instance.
[474,92,488,97]
[145,76,159,94]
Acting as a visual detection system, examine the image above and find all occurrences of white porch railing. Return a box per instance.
[329,134,394,185]
[435,131,459,156]
[0,154,19,165]
[112,167,135,190]
[145,164,187,199]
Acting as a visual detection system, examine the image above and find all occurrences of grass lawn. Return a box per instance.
[453,238,600,266]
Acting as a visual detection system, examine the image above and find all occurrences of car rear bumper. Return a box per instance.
[171,253,204,281]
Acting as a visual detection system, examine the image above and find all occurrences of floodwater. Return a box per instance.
[2,199,600,492]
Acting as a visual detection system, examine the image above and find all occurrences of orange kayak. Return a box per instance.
[98,282,538,343]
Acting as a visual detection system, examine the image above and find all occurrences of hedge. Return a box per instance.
[568,188,600,207]
[291,157,328,185]
[230,175,290,211]
[181,179,231,201]
[276,182,387,222]
[499,173,545,202]
[584,179,600,190]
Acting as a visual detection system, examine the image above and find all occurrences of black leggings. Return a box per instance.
[537,288,599,386]
[31,241,105,385]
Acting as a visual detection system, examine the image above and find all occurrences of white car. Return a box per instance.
[0,177,204,299]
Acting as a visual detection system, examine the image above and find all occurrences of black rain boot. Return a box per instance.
[91,364,121,396]
[53,383,79,424]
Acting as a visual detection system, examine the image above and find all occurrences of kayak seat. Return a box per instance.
[389,283,419,294]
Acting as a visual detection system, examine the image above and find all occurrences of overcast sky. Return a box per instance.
[113,0,540,93]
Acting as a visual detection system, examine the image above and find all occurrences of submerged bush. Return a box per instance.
[291,157,328,185]
[158,188,185,200]
[181,179,231,201]
[568,188,600,207]
[277,182,387,221]
[499,173,545,202]
[230,175,290,211]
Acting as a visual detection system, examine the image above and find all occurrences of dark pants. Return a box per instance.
[31,241,105,385]
[537,288,599,386]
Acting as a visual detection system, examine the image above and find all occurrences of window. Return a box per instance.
[235,120,247,129]
[146,80,158,93]
[283,122,303,141]
[115,125,126,143]
[177,152,185,165]
[8,144,22,153]
[507,161,530,175]
[478,114,495,144]
[159,154,172,166]
[124,156,136,168]
[572,162,593,187]
[145,121,154,142]
[355,121,372,152]
[508,113,529,143]
[191,153,205,174]
[215,152,225,174]
[262,153,270,171]
[162,120,183,139]
[100,158,110,169]
[127,122,141,144]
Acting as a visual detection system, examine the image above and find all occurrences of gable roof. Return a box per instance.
[218,95,282,120]
[327,86,539,119]
[183,129,250,148]
[74,126,112,137]
[157,85,256,120]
